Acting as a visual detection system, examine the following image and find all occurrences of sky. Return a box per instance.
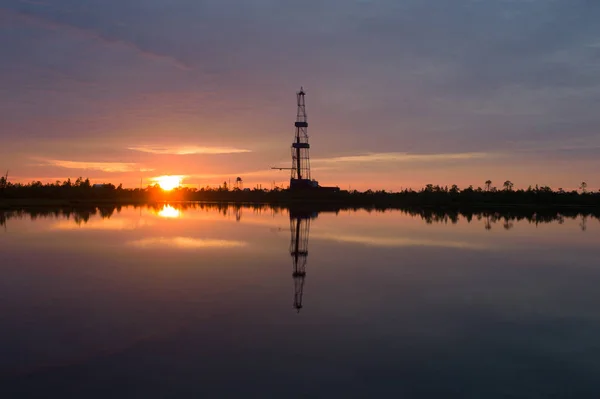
[1,0,600,191]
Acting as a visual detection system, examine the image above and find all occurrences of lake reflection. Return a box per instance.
[1,204,600,398]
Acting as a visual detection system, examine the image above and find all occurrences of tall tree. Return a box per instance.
[485,180,492,191]
[0,170,7,192]
[503,180,514,191]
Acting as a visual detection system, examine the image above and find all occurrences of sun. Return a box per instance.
[154,175,182,191]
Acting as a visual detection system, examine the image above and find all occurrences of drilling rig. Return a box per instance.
[272,88,340,192]
[289,87,317,190]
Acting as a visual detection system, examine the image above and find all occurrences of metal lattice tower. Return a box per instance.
[290,87,311,188]
[290,214,310,312]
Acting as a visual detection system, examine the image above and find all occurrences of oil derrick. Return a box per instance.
[289,211,311,312]
[290,88,317,190]
[272,88,339,192]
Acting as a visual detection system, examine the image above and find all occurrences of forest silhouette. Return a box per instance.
[1,177,599,209]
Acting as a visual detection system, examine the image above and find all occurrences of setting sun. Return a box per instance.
[154,175,182,191]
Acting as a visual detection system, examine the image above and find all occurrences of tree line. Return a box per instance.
[1,177,599,208]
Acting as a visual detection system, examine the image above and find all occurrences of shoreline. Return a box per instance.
[1,197,600,212]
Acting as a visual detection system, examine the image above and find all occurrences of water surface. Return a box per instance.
[1,204,599,398]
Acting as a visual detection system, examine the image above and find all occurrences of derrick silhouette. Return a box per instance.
[272,87,339,193]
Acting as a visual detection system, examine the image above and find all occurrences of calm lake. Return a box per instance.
[1,204,600,398]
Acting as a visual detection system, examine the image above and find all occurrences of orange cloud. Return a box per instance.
[38,159,144,173]
[128,145,251,155]
[312,151,495,164]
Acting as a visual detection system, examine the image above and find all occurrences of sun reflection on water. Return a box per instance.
[157,205,181,219]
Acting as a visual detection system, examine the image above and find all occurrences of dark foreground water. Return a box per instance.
[1,204,600,398]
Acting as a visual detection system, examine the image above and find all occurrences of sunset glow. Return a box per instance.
[154,175,182,191]
[2,0,600,191]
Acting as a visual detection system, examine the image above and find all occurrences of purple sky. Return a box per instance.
[1,0,599,190]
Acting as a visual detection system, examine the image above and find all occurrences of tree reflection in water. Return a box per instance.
[0,203,598,232]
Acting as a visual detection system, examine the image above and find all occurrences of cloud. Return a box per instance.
[312,152,494,164]
[509,135,600,154]
[148,175,187,186]
[128,237,247,249]
[186,170,278,179]
[128,145,251,155]
[0,8,192,71]
[38,159,141,173]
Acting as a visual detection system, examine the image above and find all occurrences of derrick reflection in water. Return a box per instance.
[288,210,317,313]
